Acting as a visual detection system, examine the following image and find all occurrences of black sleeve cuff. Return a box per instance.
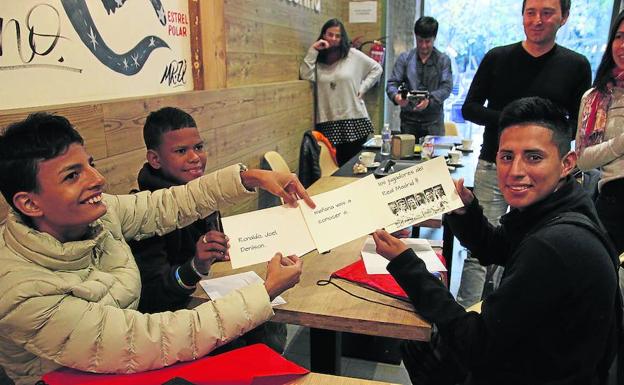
[176,261,202,289]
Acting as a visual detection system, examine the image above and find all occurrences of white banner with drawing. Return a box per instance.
[0,0,192,109]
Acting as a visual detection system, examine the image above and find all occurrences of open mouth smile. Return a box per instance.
[507,185,531,192]
[81,193,103,205]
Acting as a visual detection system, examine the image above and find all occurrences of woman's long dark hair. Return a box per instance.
[316,18,351,64]
[593,10,624,93]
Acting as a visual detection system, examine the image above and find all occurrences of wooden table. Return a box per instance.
[286,372,400,385]
[193,176,431,374]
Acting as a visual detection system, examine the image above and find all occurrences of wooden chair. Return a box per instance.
[260,151,291,207]
[317,140,339,177]
[444,121,458,136]
[264,150,291,173]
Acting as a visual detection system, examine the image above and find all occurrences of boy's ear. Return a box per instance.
[12,192,44,218]
[146,149,161,169]
[560,150,577,177]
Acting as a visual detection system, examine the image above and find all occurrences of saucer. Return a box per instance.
[456,145,474,153]
[446,160,464,167]
[366,161,381,168]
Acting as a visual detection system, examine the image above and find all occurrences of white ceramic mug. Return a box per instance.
[461,138,473,150]
[359,151,376,167]
[448,150,462,164]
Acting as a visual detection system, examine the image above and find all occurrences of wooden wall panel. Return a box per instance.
[0,105,108,161]
[385,0,417,131]
[0,81,313,221]
[199,0,227,89]
[344,0,386,132]
[224,0,343,87]
[227,53,301,87]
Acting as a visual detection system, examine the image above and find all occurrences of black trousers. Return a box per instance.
[335,136,368,166]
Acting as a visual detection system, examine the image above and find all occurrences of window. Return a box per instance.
[424,0,615,123]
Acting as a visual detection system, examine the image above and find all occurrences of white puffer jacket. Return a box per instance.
[0,165,274,385]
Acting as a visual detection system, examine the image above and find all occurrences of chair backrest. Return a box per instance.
[264,151,291,173]
[317,140,339,177]
[444,121,458,136]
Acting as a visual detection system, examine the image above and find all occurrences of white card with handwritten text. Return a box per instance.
[223,157,463,269]
[223,205,315,268]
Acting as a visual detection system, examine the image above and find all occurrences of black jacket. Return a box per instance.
[298,131,322,188]
[388,177,619,384]
[128,164,219,313]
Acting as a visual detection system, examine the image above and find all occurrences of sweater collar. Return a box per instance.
[4,209,107,271]
[137,163,179,191]
[499,175,599,244]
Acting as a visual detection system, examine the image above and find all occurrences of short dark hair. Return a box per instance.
[499,97,570,158]
[317,18,351,64]
[593,10,624,93]
[522,0,571,16]
[143,107,197,150]
[0,112,84,210]
[414,16,438,38]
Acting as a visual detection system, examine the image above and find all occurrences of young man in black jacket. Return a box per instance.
[129,107,287,352]
[373,97,621,384]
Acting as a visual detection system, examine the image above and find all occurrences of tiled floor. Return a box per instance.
[281,123,480,384]
[283,325,412,384]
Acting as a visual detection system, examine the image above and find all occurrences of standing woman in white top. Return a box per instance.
[300,19,383,166]
[576,10,624,254]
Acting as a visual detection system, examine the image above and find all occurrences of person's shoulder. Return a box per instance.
[478,42,518,65]
[433,48,451,63]
[349,47,368,59]
[396,49,415,62]
[581,87,596,101]
[553,45,590,66]
[349,48,371,63]
[0,243,63,313]
[528,220,610,261]
[488,42,520,56]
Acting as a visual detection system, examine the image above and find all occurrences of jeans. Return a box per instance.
[456,159,508,308]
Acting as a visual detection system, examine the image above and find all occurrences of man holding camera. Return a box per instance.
[386,16,452,141]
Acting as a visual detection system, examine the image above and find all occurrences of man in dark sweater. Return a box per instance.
[373,97,620,384]
[458,0,592,307]
[129,107,286,352]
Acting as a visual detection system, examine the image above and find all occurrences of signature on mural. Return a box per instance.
[0,4,80,73]
[161,59,187,87]
[60,0,170,76]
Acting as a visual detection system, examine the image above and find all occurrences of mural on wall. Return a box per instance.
[61,0,169,76]
[0,0,192,110]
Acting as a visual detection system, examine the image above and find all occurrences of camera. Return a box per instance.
[397,84,429,103]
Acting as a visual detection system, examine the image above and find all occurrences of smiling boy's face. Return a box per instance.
[148,127,207,184]
[496,123,575,210]
[22,143,107,242]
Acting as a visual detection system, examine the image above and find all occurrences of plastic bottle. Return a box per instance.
[380,123,391,156]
